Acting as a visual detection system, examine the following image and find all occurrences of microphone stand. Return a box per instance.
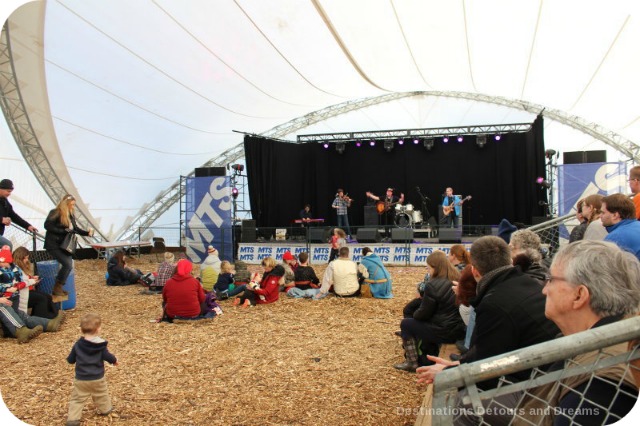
[415,187,432,229]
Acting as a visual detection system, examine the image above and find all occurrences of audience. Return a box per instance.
[0,179,38,250]
[280,251,297,291]
[509,229,548,284]
[517,240,640,425]
[154,252,176,291]
[416,236,560,425]
[12,246,59,319]
[214,260,247,299]
[233,257,282,307]
[582,193,607,240]
[394,251,463,372]
[360,247,393,299]
[315,247,367,299]
[286,252,320,298]
[200,245,221,292]
[601,193,640,259]
[450,265,477,358]
[568,198,588,242]
[329,228,347,262]
[106,251,143,286]
[448,244,470,271]
[630,165,640,220]
[44,194,94,296]
[162,259,208,321]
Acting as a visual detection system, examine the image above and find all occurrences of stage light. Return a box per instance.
[494,134,501,141]
[369,140,376,147]
[231,187,239,199]
[384,141,394,152]
[476,135,486,148]
[424,139,434,150]
[322,143,329,149]
[545,149,557,159]
[536,177,551,188]
[413,138,420,145]
[398,138,404,145]
[356,141,362,147]
[336,143,345,154]
[443,136,449,143]
[231,164,244,172]
[457,136,463,143]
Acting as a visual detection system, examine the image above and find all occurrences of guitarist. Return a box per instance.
[366,188,404,238]
[441,187,462,228]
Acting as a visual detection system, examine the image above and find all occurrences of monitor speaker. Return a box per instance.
[363,206,378,226]
[195,167,226,177]
[240,220,256,243]
[391,228,413,243]
[439,228,462,243]
[309,228,328,243]
[563,150,607,164]
[356,228,381,243]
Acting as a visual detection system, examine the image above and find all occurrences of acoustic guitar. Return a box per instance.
[375,200,399,215]
[442,195,472,216]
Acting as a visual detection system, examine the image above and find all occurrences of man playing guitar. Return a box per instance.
[366,188,404,238]
[441,187,470,228]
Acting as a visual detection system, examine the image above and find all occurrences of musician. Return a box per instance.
[332,189,352,237]
[441,187,461,228]
[299,204,312,227]
[366,188,404,238]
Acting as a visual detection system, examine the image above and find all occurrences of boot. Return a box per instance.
[46,310,64,332]
[393,338,418,372]
[52,281,68,296]
[15,325,43,343]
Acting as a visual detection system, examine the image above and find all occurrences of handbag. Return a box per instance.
[60,232,78,254]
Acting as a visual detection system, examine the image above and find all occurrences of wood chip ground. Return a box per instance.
[1,256,435,425]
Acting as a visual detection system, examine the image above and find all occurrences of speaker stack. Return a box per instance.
[240,220,256,243]
[356,228,381,243]
[391,228,414,243]
[439,228,462,244]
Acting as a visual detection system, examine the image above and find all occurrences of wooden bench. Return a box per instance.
[414,343,458,426]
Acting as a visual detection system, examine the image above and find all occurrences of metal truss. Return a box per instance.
[0,24,104,241]
[297,123,532,143]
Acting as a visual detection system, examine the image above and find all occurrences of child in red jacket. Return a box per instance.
[233,257,284,308]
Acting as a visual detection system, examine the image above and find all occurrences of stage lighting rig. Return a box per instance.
[230,164,244,173]
[336,143,346,154]
[384,140,394,152]
[231,187,239,199]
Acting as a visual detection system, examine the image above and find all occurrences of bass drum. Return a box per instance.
[395,212,412,228]
[412,210,423,224]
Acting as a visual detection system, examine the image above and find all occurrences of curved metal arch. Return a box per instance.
[117,90,639,240]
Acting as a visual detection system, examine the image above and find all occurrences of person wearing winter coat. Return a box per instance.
[200,245,221,292]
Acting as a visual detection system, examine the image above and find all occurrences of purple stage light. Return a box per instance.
[443,137,449,143]
[457,136,463,143]
[356,141,362,147]
[536,177,544,184]
[495,134,501,141]
[398,139,404,145]
[323,143,329,149]
[369,140,376,147]
[413,138,419,145]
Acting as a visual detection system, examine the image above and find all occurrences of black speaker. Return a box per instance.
[439,228,462,243]
[563,150,607,164]
[309,228,328,243]
[195,167,226,177]
[363,206,378,226]
[357,228,381,243]
[391,228,413,243]
[241,220,256,243]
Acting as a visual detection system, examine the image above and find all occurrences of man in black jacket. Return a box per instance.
[0,179,38,249]
[416,236,559,424]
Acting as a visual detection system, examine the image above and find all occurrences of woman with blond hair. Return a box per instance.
[44,194,93,296]
[12,246,59,319]
[582,193,607,241]
[394,250,464,372]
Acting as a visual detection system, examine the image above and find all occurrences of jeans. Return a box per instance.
[47,247,74,283]
[337,214,351,236]
[287,287,320,298]
[464,308,476,350]
[0,304,50,336]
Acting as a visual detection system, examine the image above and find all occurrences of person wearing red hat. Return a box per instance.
[0,178,38,250]
[162,259,207,321]
[279,251,297,291]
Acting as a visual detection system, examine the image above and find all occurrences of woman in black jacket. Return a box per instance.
[44,195,93,296]
[394,250,465,372]
[106,251,142,286]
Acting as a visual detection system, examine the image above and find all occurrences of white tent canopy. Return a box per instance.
[1,0,639,240]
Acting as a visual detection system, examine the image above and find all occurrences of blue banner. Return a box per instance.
[184,176,233,262]
[558,162,627,215]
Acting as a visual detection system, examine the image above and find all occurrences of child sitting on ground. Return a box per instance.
[213,260,247,299]
[66,313,117,426]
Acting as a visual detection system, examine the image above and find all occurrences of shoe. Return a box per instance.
[98,407,113,416]
[394,330,402,337]
[232,298,241,306]
[393,361,418,372]
[16,325,43,343]
[53,281,68,296]
[450,353,463,362]
[66,420,81,426]
[46,310,64,332]
[241,299,251,308]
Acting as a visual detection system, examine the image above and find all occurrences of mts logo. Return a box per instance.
[239,246,254,253]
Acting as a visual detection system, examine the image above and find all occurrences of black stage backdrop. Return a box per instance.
[245,115,548,228]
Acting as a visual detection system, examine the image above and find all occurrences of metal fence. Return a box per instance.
[429,316,640,425]
[2,224,51,263]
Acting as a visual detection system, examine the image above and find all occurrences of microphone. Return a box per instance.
[538,201,548,206]
[415,186,421,191]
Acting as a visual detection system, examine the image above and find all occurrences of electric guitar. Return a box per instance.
[442,195,472,216]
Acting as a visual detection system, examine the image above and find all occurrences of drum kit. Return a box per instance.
[394,203,423,228]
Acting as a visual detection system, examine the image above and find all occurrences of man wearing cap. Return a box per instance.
[0,179,38,250]
[280,251,298,291]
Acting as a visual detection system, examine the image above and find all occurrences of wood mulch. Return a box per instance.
[1,256,431,425]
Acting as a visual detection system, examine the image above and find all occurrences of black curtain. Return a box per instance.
[245,116,547,228]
